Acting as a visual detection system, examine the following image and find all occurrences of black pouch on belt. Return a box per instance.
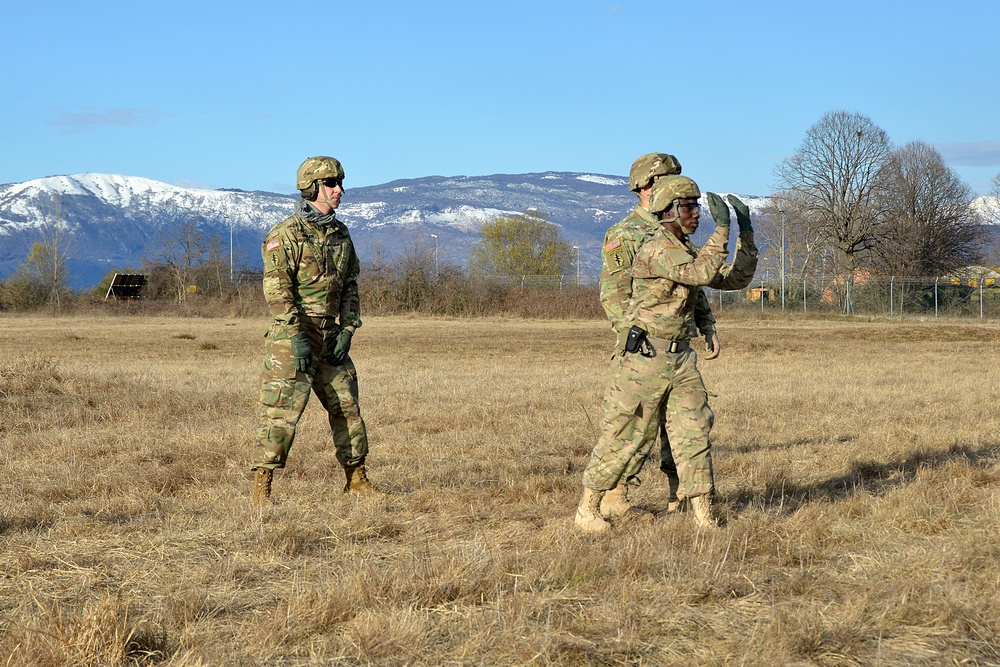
[625,325,648,354]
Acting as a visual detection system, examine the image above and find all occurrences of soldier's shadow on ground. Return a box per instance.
[0,516,51,537]
[721,442,1000,517]
[728,434,858,454]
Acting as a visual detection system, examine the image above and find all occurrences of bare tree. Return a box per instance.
[872,142,983,276]
[757,192,827,288]
[148,219,207,304]
[775,111,893,275]
[23,194,74,310]
[990,172,1000,222]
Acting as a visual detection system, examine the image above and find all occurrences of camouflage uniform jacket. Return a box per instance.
[625,223,731,342]
[600,205,657,336]
[601,205,719,344]
[261,200,362,340]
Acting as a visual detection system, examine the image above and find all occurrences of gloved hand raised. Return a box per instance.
[290,332,312,373]
[727,195,753,233]
[706,192,732,228]
[326,329,353,365]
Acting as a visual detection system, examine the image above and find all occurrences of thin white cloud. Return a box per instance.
[171,179,217,190]
[47,108,168,133]
[934,141,1000,167]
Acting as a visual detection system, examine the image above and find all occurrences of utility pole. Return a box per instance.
[572,246,580,286]
[779,208,785,310]
[430,234,439,276]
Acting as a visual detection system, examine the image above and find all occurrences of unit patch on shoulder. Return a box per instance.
[265,238,281,251]
[604,238,621,253]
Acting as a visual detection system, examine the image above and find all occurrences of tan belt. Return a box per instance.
[645,335,691,354]
[299,314,339,331]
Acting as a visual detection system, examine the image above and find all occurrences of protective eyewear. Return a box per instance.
[677,202,700,211]
[320,178,342,188]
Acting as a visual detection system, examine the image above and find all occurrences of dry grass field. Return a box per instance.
[1,313,998,666]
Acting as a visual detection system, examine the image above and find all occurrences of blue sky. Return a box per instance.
[3,0,998,196]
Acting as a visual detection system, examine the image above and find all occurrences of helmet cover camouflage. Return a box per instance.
[629,153,682,192]
[296,156,345,191]
[649,175,700,215]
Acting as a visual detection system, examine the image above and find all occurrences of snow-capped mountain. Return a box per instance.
[0,172,769,289]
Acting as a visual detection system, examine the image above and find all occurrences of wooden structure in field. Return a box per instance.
[105,273,147,300]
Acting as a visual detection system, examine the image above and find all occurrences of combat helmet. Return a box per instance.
[296,156,345,199]
[629,153,682,192]
[649,175,700,215]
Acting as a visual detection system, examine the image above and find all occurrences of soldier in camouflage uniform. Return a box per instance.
[597,154,758,520]
[576,175,732,533]
[251,156,380,504]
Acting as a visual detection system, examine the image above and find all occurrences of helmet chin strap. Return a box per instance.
[314,182,338,211]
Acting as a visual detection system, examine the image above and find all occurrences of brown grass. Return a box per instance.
[1,314,998,666]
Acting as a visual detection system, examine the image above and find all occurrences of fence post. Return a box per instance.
[890,276,894,316]
[934,276,939,317]
[981,278,985,319]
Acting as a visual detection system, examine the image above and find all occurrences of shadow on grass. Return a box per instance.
[725,442,1000,516]
[0,516,53,536]
[728,434,858,454]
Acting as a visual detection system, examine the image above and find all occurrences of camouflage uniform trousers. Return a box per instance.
[604,353,677,488]
[583,346,715,500]
[251,329,369,470]
[618,404,677,486]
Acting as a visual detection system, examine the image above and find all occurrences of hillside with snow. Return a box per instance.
[0,171,772,289]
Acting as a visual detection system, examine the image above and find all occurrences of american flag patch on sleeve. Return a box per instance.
[604,238,621,252]
[265,238,281,251]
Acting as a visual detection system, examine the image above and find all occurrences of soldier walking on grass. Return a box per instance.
[251,156,381,504]
[576,175,736,532]
[596,154,758,522]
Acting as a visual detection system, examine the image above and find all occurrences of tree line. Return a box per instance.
[762,110,999,285]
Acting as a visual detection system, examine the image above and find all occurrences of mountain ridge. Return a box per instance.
[0,171,771,289]
[4,171,995,290]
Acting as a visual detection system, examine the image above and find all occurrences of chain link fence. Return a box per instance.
[480,272,1000,320]
[240,270,1000,320]
[706,273,1000,319]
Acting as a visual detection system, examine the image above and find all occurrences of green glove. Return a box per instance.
[706,192,731,228]
[727,194,753,233]
[327,329,353,365]
[290,332,312,373]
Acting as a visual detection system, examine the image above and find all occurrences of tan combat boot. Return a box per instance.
[600,484,652,520]
[574,488,611,533]
[252,468,273,505]
[691,493,719,529]
[343,458,381,495]
[666,475,681,513]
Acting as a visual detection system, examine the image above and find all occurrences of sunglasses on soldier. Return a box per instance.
[677,202,700,211]
[320,177,342,188]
